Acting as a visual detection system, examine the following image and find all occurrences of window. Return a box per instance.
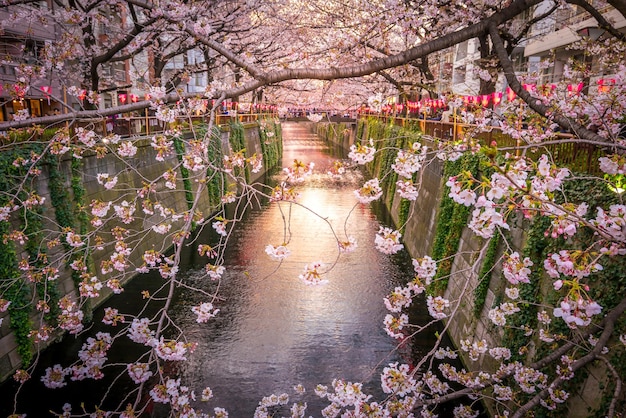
[456,41,468,61]
[452,65,466,85]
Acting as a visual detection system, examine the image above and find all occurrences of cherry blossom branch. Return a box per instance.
[0,0,543,130]
[566,0,626,42]
[512,296,626,417]
[488,22,610,146]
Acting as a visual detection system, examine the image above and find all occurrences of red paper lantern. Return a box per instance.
[41,86,52,105]
[506,87,516,101]
[598,78,615,93]
[492,92,503,105]
[567,82,584,95]
[119,93,127,104]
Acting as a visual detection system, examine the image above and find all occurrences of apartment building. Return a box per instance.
[524,1,626,86]
[0,1,61,121]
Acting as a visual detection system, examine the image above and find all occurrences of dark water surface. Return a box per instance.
[1,122,431,416]
[170,123,416,414]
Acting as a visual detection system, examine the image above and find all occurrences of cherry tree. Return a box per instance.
[1,0,626,416]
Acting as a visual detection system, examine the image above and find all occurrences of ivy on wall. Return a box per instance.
[497,177,626,416]
[429,154,479,295]
[172,135,195,211]
[205,126,226,209]
[259,118,282,170]
[228,121,250,182]
[0,144,43,367]
[472,234,501,317]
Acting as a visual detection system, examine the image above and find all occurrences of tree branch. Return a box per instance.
[488,21,612,147]
[567,0,626,42]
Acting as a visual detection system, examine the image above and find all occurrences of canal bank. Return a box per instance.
[1,121,439,416]
[0,119,282,383]
[317,117,621,417]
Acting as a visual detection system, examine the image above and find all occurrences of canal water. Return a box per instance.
[0,121,436,416]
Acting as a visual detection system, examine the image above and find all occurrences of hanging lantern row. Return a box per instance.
[360,79,617,116]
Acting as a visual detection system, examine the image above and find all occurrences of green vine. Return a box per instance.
[70,156,93,322]
[204,125,226,209]
[172,135,195,211]
[429,154,478,294]
[259,118,283,170]
[398,198,411,234]
[472,234,501,317]
[0,145,40,366]
[228,121,250,182]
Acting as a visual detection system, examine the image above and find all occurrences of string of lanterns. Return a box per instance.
[361,79,617,114]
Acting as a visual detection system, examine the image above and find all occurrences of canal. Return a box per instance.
[1,121,436,416]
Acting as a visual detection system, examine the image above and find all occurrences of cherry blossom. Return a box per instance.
[426,295,449,320]
[347,140,376,164]
[298,262,328,285]
[374,226,404,254]
[192,302,220,323]
[354,178,383,203]
[265,244,292,260]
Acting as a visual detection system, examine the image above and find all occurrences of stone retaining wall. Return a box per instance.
[0,121,278,382]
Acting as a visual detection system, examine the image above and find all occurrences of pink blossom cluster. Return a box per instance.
[283,159,314,183]
[117,140,138,158]
[319,379,371,409]
[488,302,520,326]
[57,296,84,334]
[265,244,291,260]
[205,263,225,280]
[298,261,328,285]
[97,173,118,190]
[354,178,383,204]
[270,182,300,202]
[191,302,220,323]
[383,286,412,313]
[391,142,427,178]
[380,362,416,396]
[374,226,404,254]
[383,313,409,339]
[150,134,174,162]
[502,251,533,285]
[553,297,602,328]
[71,332,112,381]
[113,200,136,224]
[439,363,490,390]
[337,236,357,253]
[127,362,153,384]
[223,151,246,173]
[544,249,603,280]
[148,377,203,416]
[347,140,376,165]
[513,364,548,394]
[396,179,419,200]
[460,338,488,361]
[426,295,449,320]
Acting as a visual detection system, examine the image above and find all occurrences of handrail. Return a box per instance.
[359,115,604,175]
[77,112,278,137]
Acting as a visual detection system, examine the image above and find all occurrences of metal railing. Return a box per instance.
[78,112,277,137]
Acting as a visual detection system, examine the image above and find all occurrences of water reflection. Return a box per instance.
[0,122,431,417]
[171,123,412,414]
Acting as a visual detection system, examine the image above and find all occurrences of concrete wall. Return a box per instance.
[320,119,607,417]
[0,121,276,382]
